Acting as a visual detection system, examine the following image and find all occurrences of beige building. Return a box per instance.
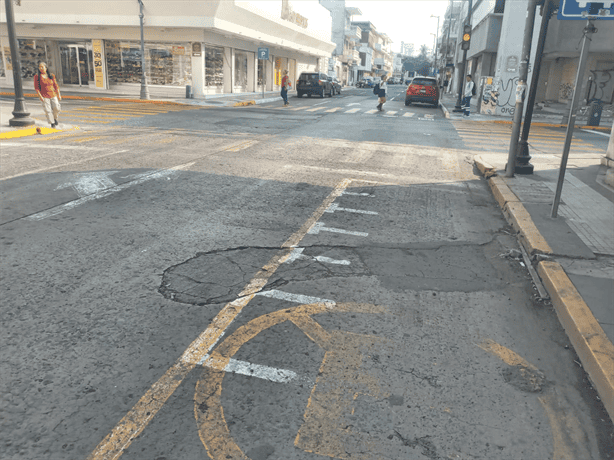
[0,0,335,98]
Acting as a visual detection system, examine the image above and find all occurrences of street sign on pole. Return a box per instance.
[558,0,614,19]
[258,47,269,60]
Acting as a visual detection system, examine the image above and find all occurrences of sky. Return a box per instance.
[345,0,450,55]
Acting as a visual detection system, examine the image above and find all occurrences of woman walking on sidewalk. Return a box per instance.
[281,70,291,106]
[377,75,388,111]
[34,62,62,128]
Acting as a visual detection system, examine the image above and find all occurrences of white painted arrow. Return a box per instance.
[55,171,118,197]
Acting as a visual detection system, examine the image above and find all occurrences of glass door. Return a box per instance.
[60,44,92,86]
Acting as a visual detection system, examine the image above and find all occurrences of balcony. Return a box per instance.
[341,49,360,64]
[344,25,361,42]
[374,43,382,51]
[373,57,385,66]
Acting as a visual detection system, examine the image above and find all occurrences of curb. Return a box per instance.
[538,261,614,420]
[440,101,451,119]
[475,156,614,423]
[474,155,497,178]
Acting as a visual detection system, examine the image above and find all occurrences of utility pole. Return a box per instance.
[453,0,473,112]
[138,0,150,100]
[551,20,597,217]
[505,0,539,177]
[430,15,440,79]
[4,0,35,127]
[445,0,454,92]
[515,0,556,175]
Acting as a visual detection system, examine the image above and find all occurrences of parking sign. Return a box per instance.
[558,0,614,19]
[258,47,269,60]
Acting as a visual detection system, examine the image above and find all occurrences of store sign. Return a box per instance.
[506,56,518,73]
[92,40,105,88]
[192,43,202,57]
[281,0,308,28]
[172,46,186,55]
[258,47,269,60]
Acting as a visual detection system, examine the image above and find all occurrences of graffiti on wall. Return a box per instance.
[559,83,574,100]
[588,68,614,103]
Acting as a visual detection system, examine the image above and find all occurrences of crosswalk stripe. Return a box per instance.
[289,106,309,111]
[306,107,326,112]
[325,107,343,112]
[365,109,377,114]
[68,136,105,143]
[345,108,361,113]
[403,112,415,117]
[59,114,132,120]
[386,111,398,115]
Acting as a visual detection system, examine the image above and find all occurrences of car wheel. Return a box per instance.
[308,93,311,98]
[405,99,411,106]
[297,92,303,98]
[432,101,439,108]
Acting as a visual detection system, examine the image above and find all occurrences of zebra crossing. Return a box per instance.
[450,120,599,155]
[34,102,201,125]
[263,104,434,118]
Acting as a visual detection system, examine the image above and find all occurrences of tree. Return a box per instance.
[418,44,429,60]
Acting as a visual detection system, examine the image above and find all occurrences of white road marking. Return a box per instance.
[0,142,95,149]
[386,111,398,115]
[365,109,378,114]
[308,222,368,237]
[306,107,326,112]
[325,107,343,113]
[325,203,378,215]
[580,129,610,138]
[283,247,351,265]
[26,162,195,221]
[347,103,361,106]
[312,100,331,106]
[55,171,118,197]
[342,191,375,197]
[403,112,415,117]
[314,255,351,265]
[255,289,335,305]
[201,357,314,386]
[345,108,361,113]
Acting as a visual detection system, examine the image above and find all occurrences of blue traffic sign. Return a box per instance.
[558,0,614,19]
[258,47,269,60]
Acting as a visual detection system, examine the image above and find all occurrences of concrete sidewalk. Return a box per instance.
[474,151,614,422]
[440,92,613,130]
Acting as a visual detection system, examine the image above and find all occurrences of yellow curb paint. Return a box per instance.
[538,261,614,422]
[504,201,553,255]
[477,339,538,371]
[233,100,256,107]
[0,126,61,139]
[488,176,519,208]
[87,178,354,460]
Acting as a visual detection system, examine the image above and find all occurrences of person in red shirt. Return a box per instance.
[34,62,62,128]
[281,70,290,106]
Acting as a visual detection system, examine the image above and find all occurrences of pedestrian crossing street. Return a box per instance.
[34,102,201,125]
[261,104,437,118]
[450,120,600,155]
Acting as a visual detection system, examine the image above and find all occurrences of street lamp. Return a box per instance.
[430,33,437,77]
[137,0,149,100]
[430,14,440,79]
[4,0,35,126]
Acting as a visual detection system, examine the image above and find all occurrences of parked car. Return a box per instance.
[328,76,342,95]
[296,72,334,98]
[357,77,375,88]
[405,77,440,107]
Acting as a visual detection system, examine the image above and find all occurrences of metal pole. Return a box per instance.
[454,0,472,111]
[551,20,596,217]
[138,0,149,100]
[505,0,538,177]
[5,0,35,127]
[515,0,555,175]
[445,0,454,93]
[435,16,439,79]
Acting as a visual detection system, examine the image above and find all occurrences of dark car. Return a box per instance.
[296,72,334,98]
[329,77,342,95]
[405,77,440,107]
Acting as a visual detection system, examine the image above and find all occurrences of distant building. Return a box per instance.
[351,21,393,81]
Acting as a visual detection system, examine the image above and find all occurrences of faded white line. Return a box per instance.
[283,247,350,265]
[325,203,378,215]
[308,222,368,237]
[55,171,118,197]
[255,289,335,305]
[342,191,375,197]
[580,129,610,138]
[202,357,313,386]
[315,255,350,265]
[26,162,195,221]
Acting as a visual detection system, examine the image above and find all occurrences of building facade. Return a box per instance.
[449,0,614,117]
[0,0,336,98]
[351,20,393,81]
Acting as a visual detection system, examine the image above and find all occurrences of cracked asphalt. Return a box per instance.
[1,86,612,459]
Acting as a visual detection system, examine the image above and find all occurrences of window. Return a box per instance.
[18,39,48,79]
[205,45,224,87]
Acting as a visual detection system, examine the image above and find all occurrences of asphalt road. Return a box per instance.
[1,86,612,460]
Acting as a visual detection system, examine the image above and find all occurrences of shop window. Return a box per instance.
[106,41,191,86]
[18,39,48,79]
[234,51,248,89]
[206,46,224,87]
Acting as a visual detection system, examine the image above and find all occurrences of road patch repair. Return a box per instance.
[474,155,614,422]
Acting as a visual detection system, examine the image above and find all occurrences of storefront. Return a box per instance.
[1,0,335,98]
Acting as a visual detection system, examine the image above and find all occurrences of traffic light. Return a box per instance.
[461,24,471,50]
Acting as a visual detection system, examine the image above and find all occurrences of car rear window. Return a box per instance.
[299,74,320,82]
[411,79,436,86]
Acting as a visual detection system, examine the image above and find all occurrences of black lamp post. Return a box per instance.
[4,0,35,127]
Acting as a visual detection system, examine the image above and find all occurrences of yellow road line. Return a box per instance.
[69,136,105,143]
[289,106,309,111]
[325,107,343,113]
[306,106,327,112]
[86,178,354,460]
[345,108,361,113]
